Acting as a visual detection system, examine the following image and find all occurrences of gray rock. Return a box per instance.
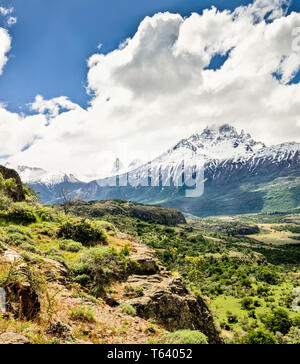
[0,333,30,344]
[126,277,223,344]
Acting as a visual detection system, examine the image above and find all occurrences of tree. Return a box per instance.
[243,329,276,345]
[241,297,254,311]
[264,308,292,335]
[59,186,72,214]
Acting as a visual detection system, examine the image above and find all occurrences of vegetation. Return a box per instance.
[159,330,208,344]
[0,168,300,344]
[119,303,137,317]
[58,218,108,246]
[69,305,96,323]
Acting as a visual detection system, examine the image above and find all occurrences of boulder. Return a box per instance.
[133,257,160,276]
[0,333,30,344]
[125,277,223,344]
[5,280,40,321]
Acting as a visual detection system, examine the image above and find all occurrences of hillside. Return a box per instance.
[57,200,186,226]
[0,165,221,344]
[0,166,300,345]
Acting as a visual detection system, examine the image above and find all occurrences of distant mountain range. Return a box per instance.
[5,124,300,217]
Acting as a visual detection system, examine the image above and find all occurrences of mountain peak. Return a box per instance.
[172,124,265,160]
[201,124,238,138]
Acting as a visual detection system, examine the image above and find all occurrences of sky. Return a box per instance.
[0,0,300,180]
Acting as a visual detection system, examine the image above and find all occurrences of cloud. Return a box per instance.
[31,95,83,118]
[0,7,17,27]
[1,0,300,180]
[0,7,13,16]
[0,27,11,74]
[7,17,17,26]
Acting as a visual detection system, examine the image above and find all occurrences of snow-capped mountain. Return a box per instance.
[3,163,81,186]
[3,124,300,216]
[84,124,300,216]
[97,124,298,187]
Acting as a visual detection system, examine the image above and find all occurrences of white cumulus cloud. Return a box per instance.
[0,27,11,74]
[1,0,300,180]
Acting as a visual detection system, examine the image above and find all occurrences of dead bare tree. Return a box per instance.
[59,186,72,214]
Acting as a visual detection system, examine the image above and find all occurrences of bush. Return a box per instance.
[35,206,55,222]
[243,329,276,344]
[160,330,208,345]
[226,311,238,324]
[5,232,32,247]
[58,218,107,246]
[20,243,37,253]
[59,240,83,253]
[69,305,96,323]
[241,297,254,311]
[5,225,31,236]
[70,245,133,296]
[94,221,116,234]
[264,308,292,335]
[119,303,137,317]
[6,203,37,224]
[257,267,279,285]
[0,191,12,211]
[293,315,300,328]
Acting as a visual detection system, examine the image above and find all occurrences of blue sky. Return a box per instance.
[0,0,259,113]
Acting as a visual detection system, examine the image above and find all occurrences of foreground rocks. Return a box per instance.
[0,333,30,344]
[117,242,223,345]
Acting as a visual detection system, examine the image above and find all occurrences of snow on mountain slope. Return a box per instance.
[3,163,81,186]
[96,124,300,188]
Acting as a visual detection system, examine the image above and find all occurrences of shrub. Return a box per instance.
[264,308,292,335]
[119,303,137,317]
[5,225,31,236]
[59,240,83,253]
[58,218,107,246]
[35,206,55,222]
[243,329,276,344]
[257,267,279,285]
[94,221,116,234]
[0,191,12,211]
[69,305,96,323]
[5,232,32,247]
[241,297,254,311]
[20,243,37,253]
[0,173,17,200]
[160,330,208,345]
[70,245,133,296]
[6,203,37,224]
[226,311,238,324]
[293,314,300,328]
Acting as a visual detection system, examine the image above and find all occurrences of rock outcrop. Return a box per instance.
[5,280,41,321]
[0,165,25,201]
[116,242,223,344]
[0,333,30,344]
[63,200,187,226]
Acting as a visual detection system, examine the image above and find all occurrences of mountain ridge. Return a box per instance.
[3,124,300,216]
